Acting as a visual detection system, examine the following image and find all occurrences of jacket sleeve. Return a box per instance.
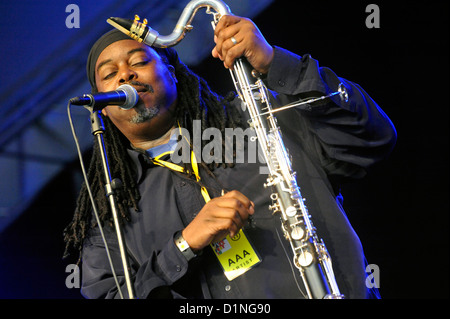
[80,223,189,299]
[265,46,397,180]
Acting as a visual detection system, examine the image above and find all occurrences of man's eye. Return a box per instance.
[103,72,117,80]
[133,60,149,67]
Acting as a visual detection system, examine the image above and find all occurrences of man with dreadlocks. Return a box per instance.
[64,15,396,299]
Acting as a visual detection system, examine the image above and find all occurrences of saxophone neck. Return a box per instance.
[107,0,232,48]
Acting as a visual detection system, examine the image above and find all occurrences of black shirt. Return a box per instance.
[80,47,396,299]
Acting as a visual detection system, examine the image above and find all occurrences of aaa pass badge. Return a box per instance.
[210,230,261,281]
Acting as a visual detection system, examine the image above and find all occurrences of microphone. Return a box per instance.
[69,84,138,110]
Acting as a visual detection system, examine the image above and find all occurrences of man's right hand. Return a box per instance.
[182,190,255,252]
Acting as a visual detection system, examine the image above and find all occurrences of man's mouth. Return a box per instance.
[136,87,148,93]
[129,81,154,94]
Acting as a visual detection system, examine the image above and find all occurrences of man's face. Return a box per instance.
[95,39,178,143]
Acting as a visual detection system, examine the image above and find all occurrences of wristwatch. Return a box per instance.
[174,231,196,261]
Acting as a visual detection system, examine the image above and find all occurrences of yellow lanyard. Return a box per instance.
[151,123,211,203]
[152,150,211,203]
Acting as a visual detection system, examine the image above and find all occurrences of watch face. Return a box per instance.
[175,233,196,261]
[176,234,189,251]
[178,240,189,251]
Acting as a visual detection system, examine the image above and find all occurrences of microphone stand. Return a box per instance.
[88,107,135,299]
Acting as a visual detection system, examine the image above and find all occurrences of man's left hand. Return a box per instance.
[212,15,274,74]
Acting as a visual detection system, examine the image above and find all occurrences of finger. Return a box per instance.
[212,35,222,58]
[214,19,241,57]
[220,34,241,54]
[215,32,241,62]
[211,46,221,59]
[215,22,241,44]
[197,205,243,240]
[214,15,241,37]
[216,40,241,68]
[221,190,253,210]
[214,198,249,222]
[223,42,246,69]
[215,207,245,237]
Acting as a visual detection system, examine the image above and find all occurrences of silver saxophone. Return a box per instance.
[107,0,348,299]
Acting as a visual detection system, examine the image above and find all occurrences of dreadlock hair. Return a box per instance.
[63,47,244,259]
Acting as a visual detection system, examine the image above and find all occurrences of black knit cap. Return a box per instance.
[86,29,181,93]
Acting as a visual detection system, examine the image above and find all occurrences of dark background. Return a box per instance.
[0,1,448,299]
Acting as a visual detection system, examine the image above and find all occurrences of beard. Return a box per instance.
[127,80,160,124]
[129,104,160,124]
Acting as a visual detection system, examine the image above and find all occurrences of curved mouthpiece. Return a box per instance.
[107,17,135,35]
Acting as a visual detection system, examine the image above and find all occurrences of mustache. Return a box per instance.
[128,81,154,93]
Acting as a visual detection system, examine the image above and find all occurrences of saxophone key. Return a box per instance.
[297,250,314,267]
[263,177,272,188]
[285,205,297,217]
[290,225,304,240]
[252,91,262,100]
[268,203,280,214]
[290,192,301,200]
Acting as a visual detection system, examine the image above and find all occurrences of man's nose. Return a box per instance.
[119,68,137,83]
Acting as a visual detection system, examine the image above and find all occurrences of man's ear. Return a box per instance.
[168,65,178,84]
